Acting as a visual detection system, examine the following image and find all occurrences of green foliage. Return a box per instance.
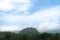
[0,32,60,40]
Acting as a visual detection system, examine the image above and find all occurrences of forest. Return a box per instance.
[0,32,60,40]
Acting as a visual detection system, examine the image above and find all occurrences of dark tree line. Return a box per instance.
[0,32,60,40]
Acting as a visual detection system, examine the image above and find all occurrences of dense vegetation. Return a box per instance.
[0,32,60,40]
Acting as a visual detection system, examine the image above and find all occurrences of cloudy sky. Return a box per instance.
[0,0,60,32]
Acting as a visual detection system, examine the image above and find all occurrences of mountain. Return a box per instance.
[46,29,60,33]
[19,27,39,34]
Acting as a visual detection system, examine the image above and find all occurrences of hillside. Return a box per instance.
[19,27,39,34]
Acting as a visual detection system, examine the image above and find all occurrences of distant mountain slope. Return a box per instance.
[46,29,60,33]
[19,27,39,34]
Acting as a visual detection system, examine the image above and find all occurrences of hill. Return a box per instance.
[19,27,39,34]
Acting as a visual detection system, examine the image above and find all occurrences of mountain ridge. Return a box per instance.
[19,27,39,34]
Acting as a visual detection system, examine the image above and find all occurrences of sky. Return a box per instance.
[0,0,60,32]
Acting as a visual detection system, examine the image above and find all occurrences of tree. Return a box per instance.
[5,34,11,40]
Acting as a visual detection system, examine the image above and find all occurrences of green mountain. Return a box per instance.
[19,27,39,34]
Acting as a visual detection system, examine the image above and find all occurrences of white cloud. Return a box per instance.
[0,24,34,31]
[0,5,60,32]
[37,22,59,32]
[0,25,25,31]
[34,5,60,32]
[0,0,32,12]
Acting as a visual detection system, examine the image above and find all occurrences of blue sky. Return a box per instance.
[0,0,60,32]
